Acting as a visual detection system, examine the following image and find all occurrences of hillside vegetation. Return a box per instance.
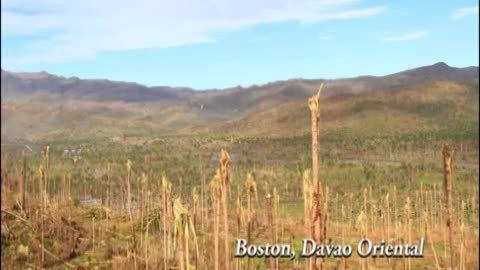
[196,80,479,139]
[1,62,478,141]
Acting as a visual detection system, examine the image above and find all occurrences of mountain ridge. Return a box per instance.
[1,62,478,141]
[2,61,478,93]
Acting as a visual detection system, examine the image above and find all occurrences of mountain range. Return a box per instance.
[1,62,478,141]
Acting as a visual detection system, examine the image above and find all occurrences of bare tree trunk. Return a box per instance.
[323,187,329,244]
[341,204,347,270]
[140,174,146,252]
[407,199,411,270]
[145,213,150,270]
[38,166,45,268]
[266,193,275,270]
[460,200,465,270]
[244,174,256,270]
[222,185,230,270]
[236,193,242,270]
[220,150,231,270]
[162,183,168,270]
[363,188,369,270]
[247,191,252,270]
[308,84,323,270]
[22,154,27,210]
[442,144,455,270]
[1,153,8,195]
[44,146,49,204]
[214,195,220,270]
[92,216,95,252]
[106,164,111,231]
[178,235,185,270]
[201,172,206,233]
[126,161,138,270]
[303,170,312,270]
[192,188,199,270]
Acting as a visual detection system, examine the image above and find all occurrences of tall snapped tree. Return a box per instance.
[245,173,257,270]
[308,84,324,270]
[235,191,243,270]
[21,150,27,210]
[125,160,138,270]
[106,163,111,231]
[161,176,172,270]
[219,149,231,270]
[174,198,199,270]
[210,169,222,270]
[38,165,45,268]
[266,192,275,270]
[43,146,50,203]
[442,144,455,270]
[302,169,312,270]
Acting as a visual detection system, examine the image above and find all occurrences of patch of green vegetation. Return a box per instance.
[71,255,96,267]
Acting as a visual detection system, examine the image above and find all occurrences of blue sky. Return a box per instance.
[1,0,478,89]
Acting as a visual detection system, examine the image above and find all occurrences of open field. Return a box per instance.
[2,126,479,269]
[1,133,478,269]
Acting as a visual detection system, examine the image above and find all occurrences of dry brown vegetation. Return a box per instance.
[1,85,478,270]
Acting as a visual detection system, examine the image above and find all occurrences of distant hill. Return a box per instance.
[1,62,478,141]
[198,80,478,138]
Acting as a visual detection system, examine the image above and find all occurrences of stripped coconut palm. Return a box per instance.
[219,149,232,270]
[210,169,223,270]
[161,176,172,270]
[125,159,138,270]
[442,144,455,270]
[302,169,313,270]
[220,150,231,186]
[235,191,244,270]
[308,84,324,270]
[174,198,199,270]
[244,173,257,270]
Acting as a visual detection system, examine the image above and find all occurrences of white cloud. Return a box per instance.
[383,31,427,42]
[452,6,478,20]
[1,0,384,65]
